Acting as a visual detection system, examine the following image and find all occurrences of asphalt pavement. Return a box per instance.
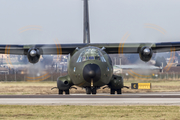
[0,92,180,105]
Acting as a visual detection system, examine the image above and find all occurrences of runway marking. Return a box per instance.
[1,98,180,105]
[1,92,180,105]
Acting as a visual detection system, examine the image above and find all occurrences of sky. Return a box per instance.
[0,0,180,44]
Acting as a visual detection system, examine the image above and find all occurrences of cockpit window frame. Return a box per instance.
[76,48,106,63]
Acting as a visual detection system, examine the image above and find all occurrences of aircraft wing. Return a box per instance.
[0,42,180,55]
[90,42,180,54]
[0,44,87,55]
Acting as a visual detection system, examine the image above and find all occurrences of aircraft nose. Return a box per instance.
[83,64,101,83]
[88,70,96,78]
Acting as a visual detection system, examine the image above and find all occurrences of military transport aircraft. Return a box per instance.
[1,0,180,95]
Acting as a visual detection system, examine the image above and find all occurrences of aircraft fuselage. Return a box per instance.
[68,46,113,87]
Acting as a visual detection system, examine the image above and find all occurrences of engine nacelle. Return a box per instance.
[27,48,40,64]
[139,46,153,62]
[57,75,73,90]
[108,75,123,89]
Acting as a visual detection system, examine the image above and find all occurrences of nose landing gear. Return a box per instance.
[86,87,97,94]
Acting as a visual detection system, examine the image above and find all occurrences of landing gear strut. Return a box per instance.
[86,87,97,94]
[58,89,69,95]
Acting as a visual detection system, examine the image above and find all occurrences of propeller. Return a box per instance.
[2,25,64,82]
[154,56,167,67]
[116,23,175,80]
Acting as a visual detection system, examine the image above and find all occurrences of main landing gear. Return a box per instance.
[110,88,122,94]
[58,89,69,95]
[86,87,97,94]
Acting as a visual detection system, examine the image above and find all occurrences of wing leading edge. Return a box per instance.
[0,42,180,55]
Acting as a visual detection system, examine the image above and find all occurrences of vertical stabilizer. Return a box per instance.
[83,0,90,43]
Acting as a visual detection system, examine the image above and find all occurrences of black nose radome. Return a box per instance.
[83,64,101,83]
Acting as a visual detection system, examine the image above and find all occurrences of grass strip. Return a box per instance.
[0,105,180,120]
[1,80,180,95]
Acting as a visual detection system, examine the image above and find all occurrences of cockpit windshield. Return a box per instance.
[76,48,106,62]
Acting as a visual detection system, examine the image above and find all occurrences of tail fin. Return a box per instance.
[83,0,90,43]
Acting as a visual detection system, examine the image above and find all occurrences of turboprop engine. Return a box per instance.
[139,46,153,62]
[27,48,40,64]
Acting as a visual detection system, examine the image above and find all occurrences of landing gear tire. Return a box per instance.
[59,89,63,94]
[110,89,115,94]
[86,87,91,94]
[91,88,97,94]
[117,89,122,94]
[65,90,69,95]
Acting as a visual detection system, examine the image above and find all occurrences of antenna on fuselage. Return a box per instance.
[83,0,90,44]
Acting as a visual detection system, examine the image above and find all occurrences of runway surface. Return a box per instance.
[0,92,180,105]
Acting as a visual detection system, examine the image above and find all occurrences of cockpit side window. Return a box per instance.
[99,52,106,62]
[95,56,100,60]
[76,48,106,63]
